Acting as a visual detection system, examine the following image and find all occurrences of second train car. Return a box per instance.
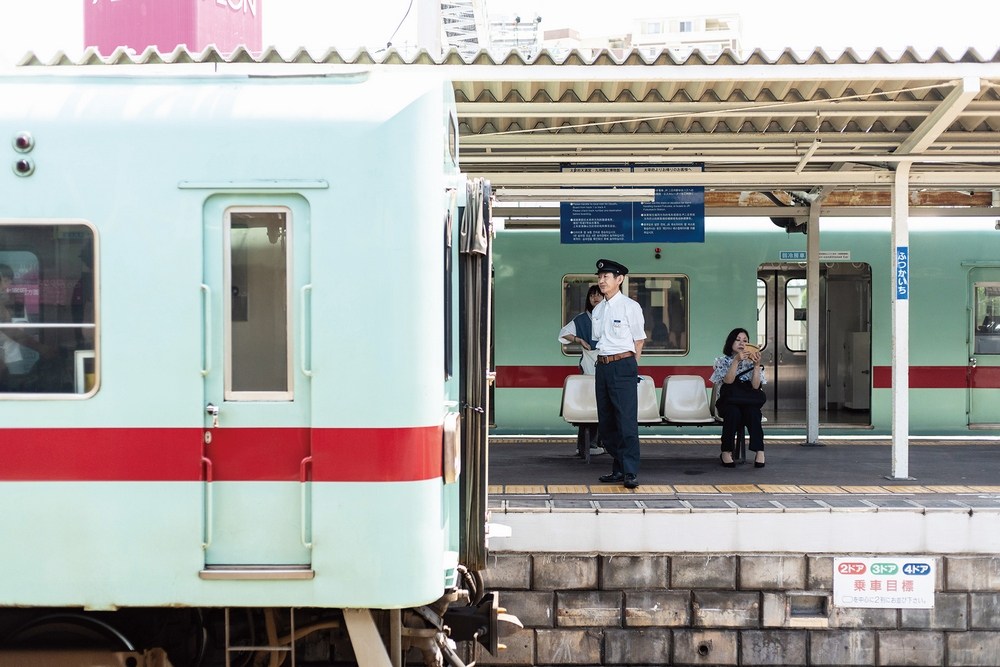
[491,218,1000,436]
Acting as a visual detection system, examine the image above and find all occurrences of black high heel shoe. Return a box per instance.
[754,453,766,468]
[720,453,735,468]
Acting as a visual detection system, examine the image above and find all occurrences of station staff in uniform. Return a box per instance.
[592,259,645,489]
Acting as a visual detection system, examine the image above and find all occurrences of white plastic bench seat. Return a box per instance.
[637,376,661,424]
[560,374,660,425]
[561,374,598,424]
[660,375,715,424]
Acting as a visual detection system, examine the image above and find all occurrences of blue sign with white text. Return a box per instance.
[896,246,909,300]
[559,187,705,244]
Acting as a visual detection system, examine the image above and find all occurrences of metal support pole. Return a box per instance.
[889,162,913,480]
[805,200,822,446]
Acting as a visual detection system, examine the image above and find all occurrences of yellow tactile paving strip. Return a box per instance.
[491,483,988,495]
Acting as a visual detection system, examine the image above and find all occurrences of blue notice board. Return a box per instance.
[559,166,705,244]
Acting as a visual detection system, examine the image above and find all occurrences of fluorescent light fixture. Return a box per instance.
[493,187,657,203]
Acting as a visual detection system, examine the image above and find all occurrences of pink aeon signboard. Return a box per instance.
[84,0,262,56]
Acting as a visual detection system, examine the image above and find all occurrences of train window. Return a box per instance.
[0,224,96,396]
[225,208,292,400]
[561,276,599,357]
[973,283,1000,354]
[756,278,767,349]
[785,278,808,351]
[561,274,689,356]
[627,275,688,354]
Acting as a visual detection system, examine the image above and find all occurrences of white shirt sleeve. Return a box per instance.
[558,320,578,344]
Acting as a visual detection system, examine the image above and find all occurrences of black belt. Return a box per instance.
[597,351,634,364]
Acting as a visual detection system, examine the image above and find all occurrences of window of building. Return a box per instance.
[0,223,96,395]
[641,20,662,35]
[560,274,689,356]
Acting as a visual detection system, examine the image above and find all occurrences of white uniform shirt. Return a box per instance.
[592,291,645,355]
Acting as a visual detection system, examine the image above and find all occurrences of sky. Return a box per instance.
[1,0,999,66]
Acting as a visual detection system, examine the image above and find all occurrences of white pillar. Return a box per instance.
[806,201,821,446]
[890,162,912,479]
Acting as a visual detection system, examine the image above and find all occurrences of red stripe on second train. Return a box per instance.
[496,365,711,388]
[0,426,442,483]
[501,365,1000,390]
[871,366,996,389]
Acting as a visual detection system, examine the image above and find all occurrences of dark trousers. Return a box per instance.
[720,403,764,453]
[595,356,640,475]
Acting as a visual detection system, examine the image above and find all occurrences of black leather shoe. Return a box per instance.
[599,472,624,483]
[623,474,639,489]
[720,453,736,468]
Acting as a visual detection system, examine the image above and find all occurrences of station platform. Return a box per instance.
[485,436,1000,554]
[489,435,1000,496]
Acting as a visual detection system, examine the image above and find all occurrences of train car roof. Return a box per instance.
[14,44,1000,220]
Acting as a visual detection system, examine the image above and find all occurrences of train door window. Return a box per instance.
[973,283,1000,354]
[0,223,96,396]
[785,278,808,351]
[627,275,689,355]
[560,275,599,357]
[756,278,767,349]
[225,208,292,400]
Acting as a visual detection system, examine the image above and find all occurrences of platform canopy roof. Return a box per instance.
[21,44,1000,220]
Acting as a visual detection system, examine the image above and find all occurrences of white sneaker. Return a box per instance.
[589,446,606,455]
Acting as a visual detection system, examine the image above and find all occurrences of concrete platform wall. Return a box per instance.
[475,553,1000,666]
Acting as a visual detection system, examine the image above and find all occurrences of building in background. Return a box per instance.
[629,13,742,58]
[84,0,262,56]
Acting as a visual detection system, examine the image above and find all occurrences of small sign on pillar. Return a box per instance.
[895,246,909,300]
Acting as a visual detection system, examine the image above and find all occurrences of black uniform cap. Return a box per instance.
[595,258,628,276]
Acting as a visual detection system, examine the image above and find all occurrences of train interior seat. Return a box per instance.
[659,375,715,424]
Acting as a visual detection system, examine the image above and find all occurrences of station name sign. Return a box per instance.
[559,165,705,244]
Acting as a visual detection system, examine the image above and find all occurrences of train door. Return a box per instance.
[968,270,1000,427]
[756,263,871,426]
[201,197,313,569]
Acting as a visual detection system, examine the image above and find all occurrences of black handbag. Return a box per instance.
[718,374,766,409]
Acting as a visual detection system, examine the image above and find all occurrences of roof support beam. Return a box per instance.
[895,77,981,155]
[480,171,1000,188]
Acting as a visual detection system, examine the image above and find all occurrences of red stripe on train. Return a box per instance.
[496,366,711,388]
[498,365,999,389]
[0,426,442,483]
[871,366,997,389]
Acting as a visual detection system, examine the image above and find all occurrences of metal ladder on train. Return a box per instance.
[224,608,297,667]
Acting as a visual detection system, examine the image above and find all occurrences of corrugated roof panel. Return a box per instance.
[14,44,1000,208]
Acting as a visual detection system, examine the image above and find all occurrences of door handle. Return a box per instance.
[970,357,978,368]
[206,403,219,428]
[200,284,211,376]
